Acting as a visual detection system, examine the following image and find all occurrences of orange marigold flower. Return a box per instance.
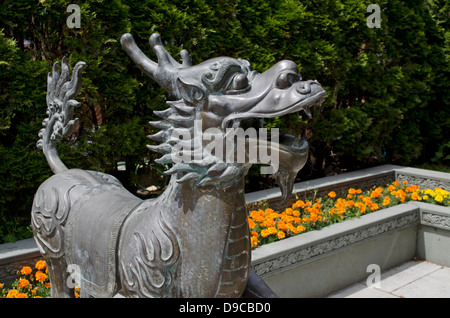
[328,191,336,198]
[20,266,32,276]
[248,218,256,229]
[251,236,258,248]
[363,196,373,205]
[251,231,258,237]
[35,260,46,271]
[277,221,287,232]
[6,289,19,298]
[35,271,47,282]
[297,225,306,233]
[383,197,391,206]
[33,296,43,298]
[16,293,29,298]
[355,202,366,213]
[18,279,29,289]
[348,188,356,195]
[277,231,286,240]
[346,200,355,208]
[371,187,383,198]
[265,208,274,214]
[287,223,298,234]
[261,218,275,228]
[411,192,421,201]
[337,207,346,215]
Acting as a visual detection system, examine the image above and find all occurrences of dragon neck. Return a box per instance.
[156,172,251,297]
[148,99,251,188]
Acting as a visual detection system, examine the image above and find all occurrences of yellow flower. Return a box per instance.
[383,197,391,206]
[277,231,285,240]
[18,279,29,289]
[435,194,444,203]
[20,266,32,276]
[423,189,436,197]
[35,260,46,271]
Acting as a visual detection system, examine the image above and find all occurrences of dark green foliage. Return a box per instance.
[0,0,448,242]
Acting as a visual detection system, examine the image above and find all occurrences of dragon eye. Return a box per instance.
[276,72,300,89]
[232,73,248,90]
[226,73,249,93]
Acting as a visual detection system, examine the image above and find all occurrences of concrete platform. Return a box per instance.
[328,260,450,298]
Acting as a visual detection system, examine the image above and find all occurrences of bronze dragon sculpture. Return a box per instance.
[31,33,327,298]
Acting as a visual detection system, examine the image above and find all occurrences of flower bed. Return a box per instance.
[0,260,51,298]
[248,180,450,249]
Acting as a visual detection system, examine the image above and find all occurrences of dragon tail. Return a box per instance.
[37,57,86,174]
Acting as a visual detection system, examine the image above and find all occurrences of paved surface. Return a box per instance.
[328,260,450,298]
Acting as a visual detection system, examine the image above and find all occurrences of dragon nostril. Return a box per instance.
[296,81,311,94]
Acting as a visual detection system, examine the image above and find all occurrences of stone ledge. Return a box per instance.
[251,203,420,277]
[0,238,41,285]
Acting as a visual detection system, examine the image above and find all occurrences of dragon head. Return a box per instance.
[121,33,327,201]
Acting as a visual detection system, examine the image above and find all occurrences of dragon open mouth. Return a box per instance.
[240,82,327,203]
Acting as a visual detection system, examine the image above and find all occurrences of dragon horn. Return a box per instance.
[121,33,158,79]
[121,33,192,98]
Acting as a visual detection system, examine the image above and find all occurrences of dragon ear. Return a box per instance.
[176,77,205,105]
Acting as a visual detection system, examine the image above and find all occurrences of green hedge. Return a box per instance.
[0,0,448,227]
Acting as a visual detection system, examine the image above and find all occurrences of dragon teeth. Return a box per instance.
[304,107,312,119]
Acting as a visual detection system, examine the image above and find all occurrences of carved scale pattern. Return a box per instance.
[396,174,450,192]
[422,212,450,230]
